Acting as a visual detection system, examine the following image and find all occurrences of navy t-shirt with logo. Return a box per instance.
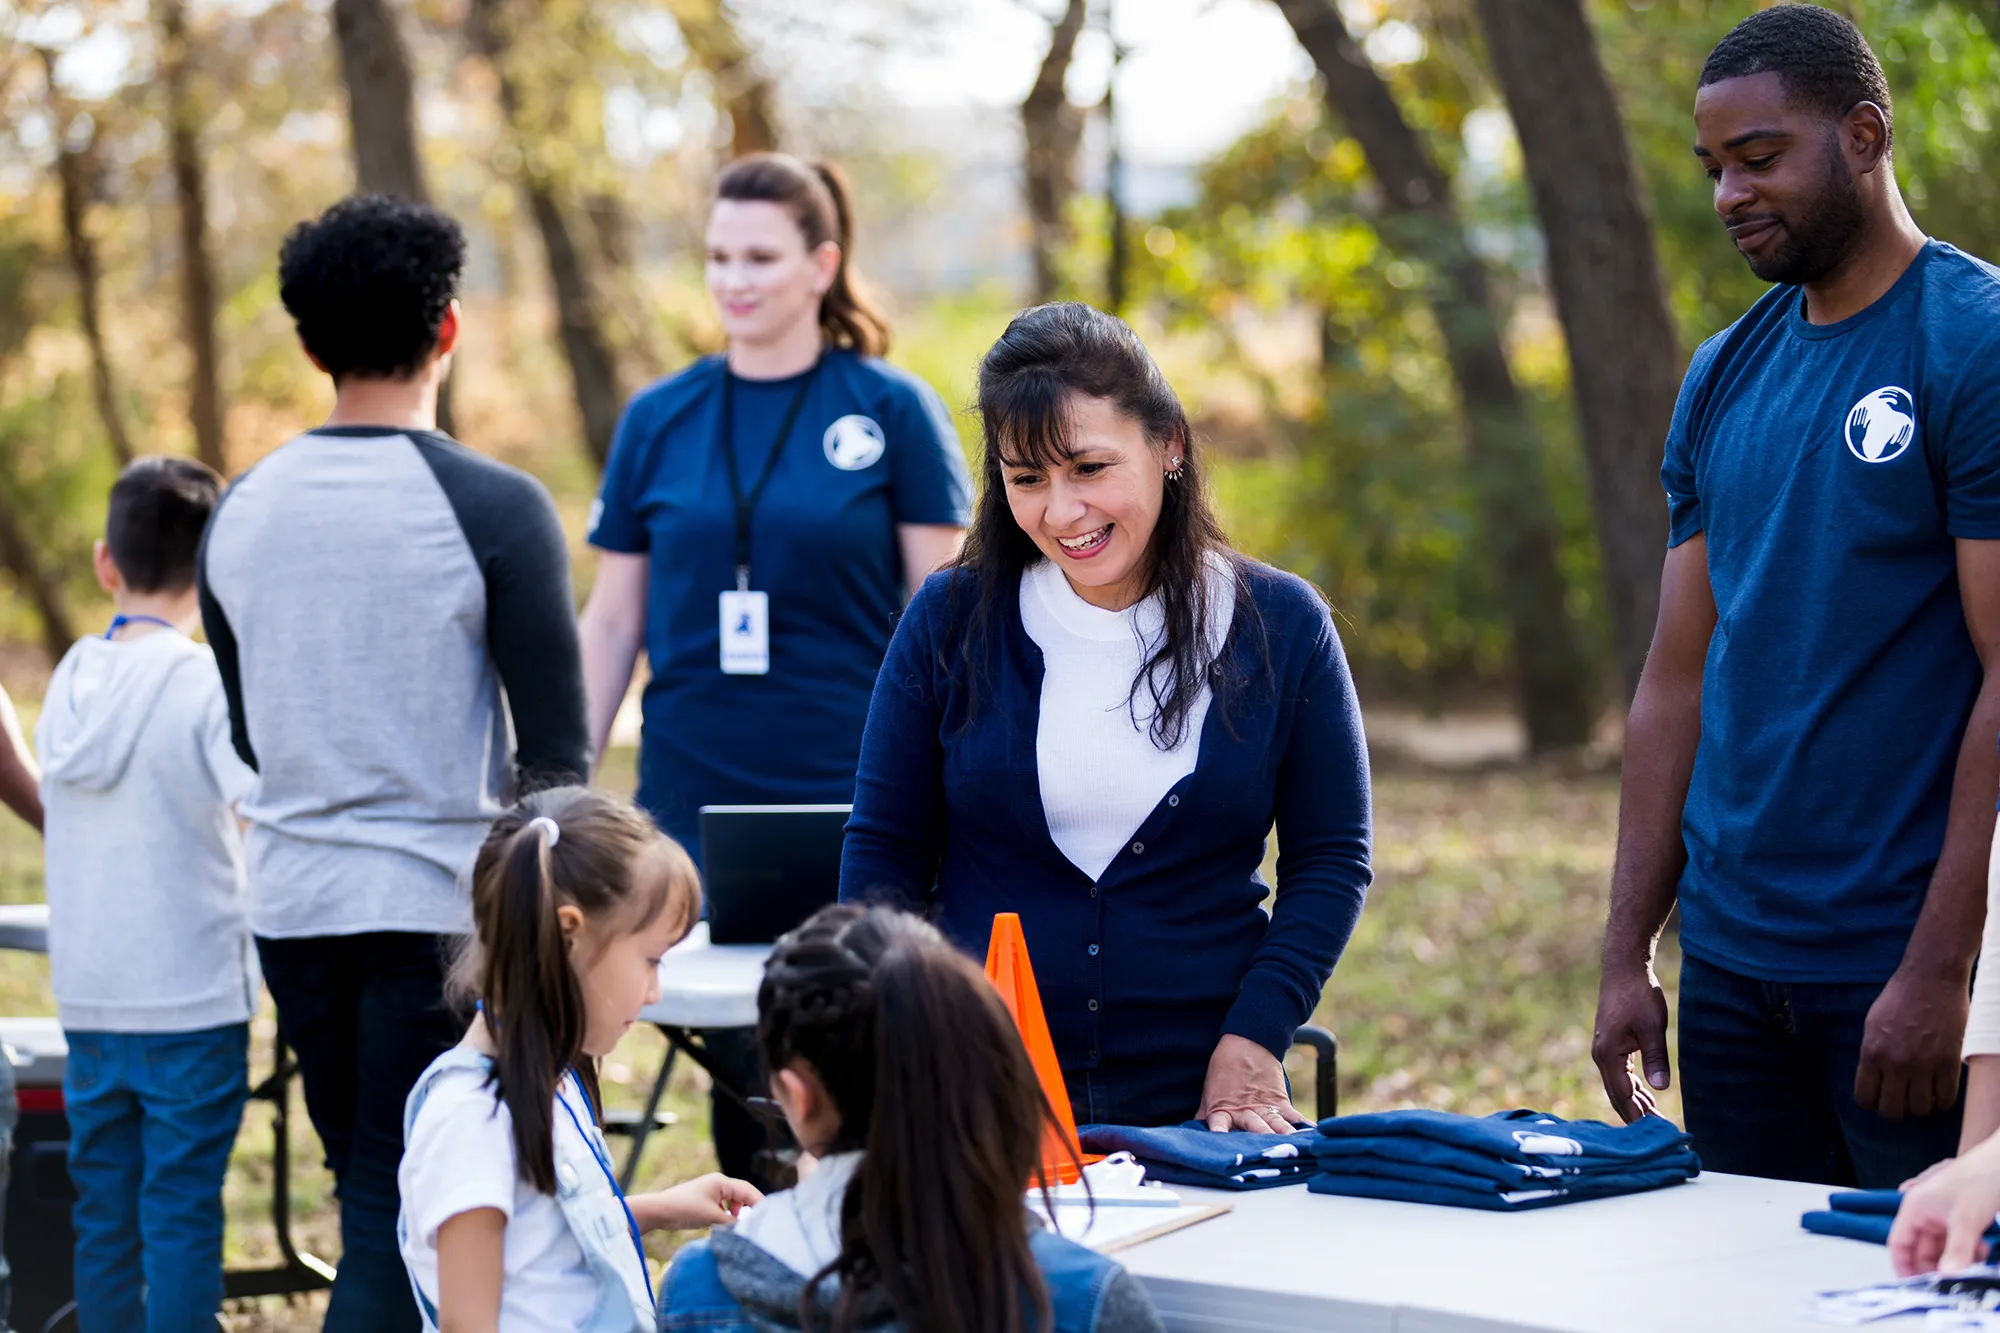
[1662,240,2000,982]
[589,349,972,855]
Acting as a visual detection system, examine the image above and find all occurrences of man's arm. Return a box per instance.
[1853,538,2000,1121]
[1592,537,1716,1122]
[414,441,590,789]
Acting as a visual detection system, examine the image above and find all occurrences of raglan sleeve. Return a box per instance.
[196,498,257,771]
[886,374,972,527]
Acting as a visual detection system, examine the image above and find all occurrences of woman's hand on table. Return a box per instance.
[1888,1133,2000,1275]
[1199,1033,1308,1133]
[629,1173,764,1232]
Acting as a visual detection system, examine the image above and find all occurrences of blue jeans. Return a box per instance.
[1,1042,14,1332]
[257,932,461,1333]
[63,1025,249,1333]
[1677,953,1961,1188]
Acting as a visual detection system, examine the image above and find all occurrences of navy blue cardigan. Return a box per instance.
[839,559,1372,1122]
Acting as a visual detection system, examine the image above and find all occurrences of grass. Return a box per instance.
[1,753,1682,1327]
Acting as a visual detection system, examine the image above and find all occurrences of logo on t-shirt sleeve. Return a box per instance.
[1844,386,1917,463]
[823,415,887,471]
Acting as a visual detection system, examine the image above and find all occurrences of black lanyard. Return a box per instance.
[720,360,820,591]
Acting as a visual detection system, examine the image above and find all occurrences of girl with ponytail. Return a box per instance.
[397,787,762,1332]
[578,153,972,1185]
[659,903,1165,1333]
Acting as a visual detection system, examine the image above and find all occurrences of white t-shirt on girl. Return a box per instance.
[398,1060,602,1330]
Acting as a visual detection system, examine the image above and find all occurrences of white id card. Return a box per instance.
[719,589,770,675]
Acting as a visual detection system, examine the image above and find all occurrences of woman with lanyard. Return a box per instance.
[840,303,1374,1133]
[577,154,970,1184]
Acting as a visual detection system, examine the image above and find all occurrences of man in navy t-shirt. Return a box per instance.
[1591,5,2000,1187]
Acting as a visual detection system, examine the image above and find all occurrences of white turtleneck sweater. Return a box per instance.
[1019,557,1235,882]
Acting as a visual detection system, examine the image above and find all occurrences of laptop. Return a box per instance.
[698,804,851,945]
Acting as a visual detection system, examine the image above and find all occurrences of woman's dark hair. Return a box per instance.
[715,153,891,358]
[961,301,1249,749]
[461,786,700,1194]
[277,193,465,382]
[105,455,222,594]
[758,904,1072,1333]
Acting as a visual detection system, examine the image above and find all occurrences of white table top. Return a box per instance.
[0,902,48,953]
[641,921,771,1029]
[1118,1170,1889,1333]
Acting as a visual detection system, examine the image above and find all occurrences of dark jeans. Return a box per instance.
[1064,1057,1208,1129]
[1678,952,1962,1188]
[0,1041,13,1332]
[257,933,462,1333]
[65,1025,249,1333]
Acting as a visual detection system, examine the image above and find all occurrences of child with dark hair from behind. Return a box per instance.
[397,787,761,1332]
[38,455,256,1330]
[659,903,1165,1333]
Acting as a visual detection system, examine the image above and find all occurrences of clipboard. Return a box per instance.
[1038,1199,1234,1253]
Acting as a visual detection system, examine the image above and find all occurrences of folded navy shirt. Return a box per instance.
[1303,1109,1699,1211]
[1078,1123,1322,1190]
[1801,1189,2000,1247]
[1311,1108,1696,1167]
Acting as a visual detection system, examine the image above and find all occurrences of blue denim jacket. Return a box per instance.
[658,1224,1161,1333]
[400,1047,653,1333]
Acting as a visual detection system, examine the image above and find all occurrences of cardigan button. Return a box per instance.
[1168,795,1179,807]
[1131,841,1145,855]
[1087,999,1099,1011]
[1088,943,1099,957]
[1089,886,1098,898]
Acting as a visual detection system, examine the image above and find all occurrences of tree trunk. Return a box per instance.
[1022,0,1087,303]
[1474,0,1679,706]
[665,0,779,157]
[330,0,455,435]
[1273,0,1597,749]
[333,0,427,202]
[467,0,624,467]
[0,479,77,663]
[156,0,227,475]
[43,60,133,466]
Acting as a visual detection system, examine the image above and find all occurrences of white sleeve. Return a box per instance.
[1964,834,2000,1059]
[402,1074,520,1246]
[190,661,255,805]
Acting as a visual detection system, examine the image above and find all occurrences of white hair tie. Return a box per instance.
[525,815,561,848]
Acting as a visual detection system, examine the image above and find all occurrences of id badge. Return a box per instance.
[719,589,770,675]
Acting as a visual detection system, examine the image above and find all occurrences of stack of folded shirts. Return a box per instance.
[1306,1108,1701,1211]
[1801,1188,2000,1246]
[1078,1122,1322,1190]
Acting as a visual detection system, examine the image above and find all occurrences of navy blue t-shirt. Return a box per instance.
[1662,240,2000,982]
[589,349,971,855]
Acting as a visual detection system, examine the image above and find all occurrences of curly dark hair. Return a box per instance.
[1700,4,1893,150]
[277,194,465,382]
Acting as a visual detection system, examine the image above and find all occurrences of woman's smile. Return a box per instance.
[1055,524,1113,558]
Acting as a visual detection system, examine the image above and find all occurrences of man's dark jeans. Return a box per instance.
[257,932,462,1333]
[1678,953,1961,1188]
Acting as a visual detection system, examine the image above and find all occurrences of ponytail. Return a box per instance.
[463,787,700,1196]
[715,153,892,357]
[758,905,1063,1333]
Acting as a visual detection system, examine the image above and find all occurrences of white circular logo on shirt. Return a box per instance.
[823,415,886,471]
[1844,386,1917,463]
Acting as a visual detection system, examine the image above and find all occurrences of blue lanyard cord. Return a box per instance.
[558,1070,655,1312]
[104,614,179,640]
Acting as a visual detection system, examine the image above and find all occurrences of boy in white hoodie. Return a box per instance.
[38,455,255,1333]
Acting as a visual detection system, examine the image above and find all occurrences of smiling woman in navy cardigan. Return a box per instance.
[839,303,1372,1131]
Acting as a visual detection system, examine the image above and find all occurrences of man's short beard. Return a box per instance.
[1744,136,1868,286]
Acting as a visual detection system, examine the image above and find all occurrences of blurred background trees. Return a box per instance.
[0,0,1994,743]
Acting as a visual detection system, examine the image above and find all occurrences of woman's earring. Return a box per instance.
[1166,457,1185,481]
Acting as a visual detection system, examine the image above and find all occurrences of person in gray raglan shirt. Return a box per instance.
[197,195,588,1332]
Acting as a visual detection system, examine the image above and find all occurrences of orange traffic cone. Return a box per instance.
[985,912,1098,1186]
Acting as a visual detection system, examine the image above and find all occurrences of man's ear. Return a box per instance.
[435,301,461,359]
[1845,101,1892,174]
